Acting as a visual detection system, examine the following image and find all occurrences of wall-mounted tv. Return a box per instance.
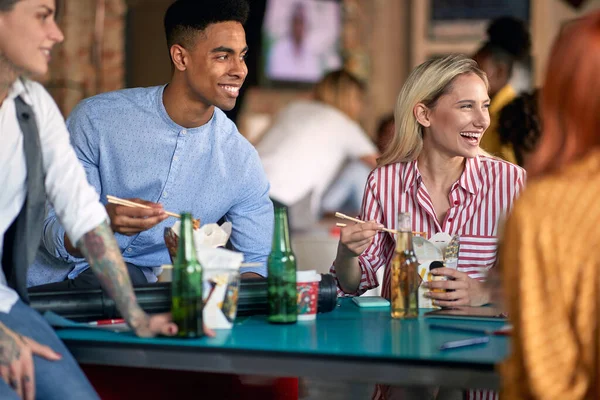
[262,0,342,86]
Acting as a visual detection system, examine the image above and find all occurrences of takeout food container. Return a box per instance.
[164,222,241,329]
[164,221,232,260]
[414,233,460,309]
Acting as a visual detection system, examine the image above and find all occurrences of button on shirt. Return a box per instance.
[0,79,107,311]
[30,85,273,285]
[330,155,526,299]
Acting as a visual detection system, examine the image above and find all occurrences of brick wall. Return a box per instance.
[46,0,126,116]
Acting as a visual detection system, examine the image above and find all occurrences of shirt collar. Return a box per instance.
[156,84,216,133]
[457,156,481,195]
[403,156,481,195]
[7,79,34,106]
[402,159,420,193]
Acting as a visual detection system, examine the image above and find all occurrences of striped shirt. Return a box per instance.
[331,155,525,299]
[331,155,525,400]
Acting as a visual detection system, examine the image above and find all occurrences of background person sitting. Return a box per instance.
[473,16,532,164]
[257,69,378,230]
[497,90,541,167]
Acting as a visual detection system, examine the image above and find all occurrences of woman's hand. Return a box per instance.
[337,221,383,258]
[334,220,383,294]
[0,322,62,400]
[423,267,490,307]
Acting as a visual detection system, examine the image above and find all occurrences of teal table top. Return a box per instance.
[57,298,508,366]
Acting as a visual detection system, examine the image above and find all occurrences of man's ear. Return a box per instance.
[170,44,188,72]
[414,103,431,128]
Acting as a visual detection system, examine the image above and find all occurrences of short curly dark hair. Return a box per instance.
[164,0,249,50]
[0,0,20,12]
[498,90,541,166]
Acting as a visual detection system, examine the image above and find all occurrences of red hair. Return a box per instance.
[527,11,600,176]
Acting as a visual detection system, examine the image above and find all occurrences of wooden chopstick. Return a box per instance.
[335,212,399,235]
[334,212,427,237]
[106,195,182,219]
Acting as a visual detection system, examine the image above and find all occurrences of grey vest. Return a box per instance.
[2,94,46,303]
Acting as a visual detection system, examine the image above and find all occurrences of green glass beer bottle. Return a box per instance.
[267,205,297,324]
[171,213,204,337]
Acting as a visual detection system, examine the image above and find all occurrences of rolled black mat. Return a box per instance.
[28,274,338,322]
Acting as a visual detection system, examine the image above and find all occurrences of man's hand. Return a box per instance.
[106,198,168,235]
[78,222,215,339]
[423,267,490,307]
[130,312,215,338]
[0,322,61,400]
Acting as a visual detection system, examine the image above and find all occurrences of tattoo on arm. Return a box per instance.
[77,222,146,329]
[0,322,21,367]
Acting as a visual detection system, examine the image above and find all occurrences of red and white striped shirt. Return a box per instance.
[330,156,525,400]
[331,155,525,298]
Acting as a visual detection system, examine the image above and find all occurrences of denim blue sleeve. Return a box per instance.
[225,148,273,277]
[39,102,101,264]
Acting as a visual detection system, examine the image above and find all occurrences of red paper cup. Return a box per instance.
[296,270,321,321]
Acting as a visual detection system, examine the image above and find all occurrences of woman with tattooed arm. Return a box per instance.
[0,1,204,399]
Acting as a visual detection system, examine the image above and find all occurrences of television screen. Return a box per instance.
[262,0,342,84]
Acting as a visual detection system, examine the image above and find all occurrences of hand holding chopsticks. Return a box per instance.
[106,195,200,233]
[335,212,399,235]
[335,212,426,237]
[107,195,182,219]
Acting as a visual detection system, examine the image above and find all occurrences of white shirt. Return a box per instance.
[509,62,532,94]
[0,79,107,313]
[257,100,376,215]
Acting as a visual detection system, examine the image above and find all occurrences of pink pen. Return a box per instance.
[87,318,126,326]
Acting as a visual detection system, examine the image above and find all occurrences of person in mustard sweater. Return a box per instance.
[499,10,600,399]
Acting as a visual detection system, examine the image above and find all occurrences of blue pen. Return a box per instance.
[429,323,494,335]
[439,336,490,350]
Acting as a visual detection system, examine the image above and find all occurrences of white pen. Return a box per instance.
[439,336,490,350]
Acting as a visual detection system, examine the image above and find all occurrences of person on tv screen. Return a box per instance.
[266,0,341,82]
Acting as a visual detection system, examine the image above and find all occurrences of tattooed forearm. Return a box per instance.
[77,222,148,330]
[0,323,21,367]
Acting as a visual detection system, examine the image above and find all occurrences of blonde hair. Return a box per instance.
[314,69,365,121]
[378,54,489,166]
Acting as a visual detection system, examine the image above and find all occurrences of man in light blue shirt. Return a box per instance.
[28,0,272,288]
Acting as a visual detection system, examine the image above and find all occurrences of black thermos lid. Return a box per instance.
[429,261,444,270]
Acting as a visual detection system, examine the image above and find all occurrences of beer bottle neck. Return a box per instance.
[395,231,414,253]
[272,207,292,254]
[396,212,414,253]
[178,215,198,262]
